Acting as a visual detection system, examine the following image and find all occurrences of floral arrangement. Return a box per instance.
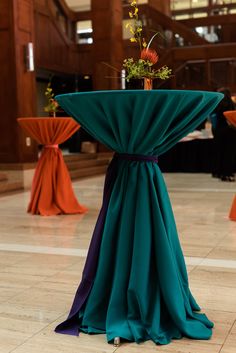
[44,82,59,117]
[123,0,172,83]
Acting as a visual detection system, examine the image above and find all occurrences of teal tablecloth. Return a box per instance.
[55,90,223,344]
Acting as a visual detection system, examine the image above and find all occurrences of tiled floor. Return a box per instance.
[0,173,235,353]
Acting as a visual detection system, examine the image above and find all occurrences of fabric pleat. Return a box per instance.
[223,110,236,127]
[55,90,223,343]
[18,118,87,216]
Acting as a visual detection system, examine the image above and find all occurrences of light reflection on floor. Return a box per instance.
[0,173,235,353]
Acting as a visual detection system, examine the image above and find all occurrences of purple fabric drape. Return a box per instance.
[55,154,158,335]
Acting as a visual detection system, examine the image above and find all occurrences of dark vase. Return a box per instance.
[125,78,144,90]
[125,78,153,90]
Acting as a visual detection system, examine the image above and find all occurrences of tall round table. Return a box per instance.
[54,90,223,345]
[223,110,236,221]
[18,117,87,216]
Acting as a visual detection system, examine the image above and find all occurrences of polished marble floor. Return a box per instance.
[0,173,235,353]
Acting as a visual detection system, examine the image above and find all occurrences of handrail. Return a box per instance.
[172,2,236,17]
[180,13,236,28]
[123,4,208,46]
[173,42,236,61]
[146,4,208,46]
[42,1,236,49]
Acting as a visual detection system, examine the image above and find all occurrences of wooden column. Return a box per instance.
[149,0,171,16]
[0,0,37,163]
[91,0,124,90]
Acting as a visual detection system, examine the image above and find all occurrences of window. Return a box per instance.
[191,0,208,8]
[65,0,91,11]
[171,0,208,10]
[192,12,207,17]
[195,26,220,42]
[77,20,93,44]
[212,0,235,3]
[174,14,191,19]
[171,0,191,11]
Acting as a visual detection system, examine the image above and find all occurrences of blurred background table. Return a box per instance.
[224,110,236,221]
[18,117,87,216]
[159,133,215,173]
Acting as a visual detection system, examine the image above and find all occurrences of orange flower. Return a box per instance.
[141,49,159,65]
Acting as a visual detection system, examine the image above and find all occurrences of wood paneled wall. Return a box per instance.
[149,0,170,16]
[1,0,235,164]
[0,0,94,163]
[0,0,37,163]
[34,2,80,74]
[91,0,124,90]
[0,2,16,161]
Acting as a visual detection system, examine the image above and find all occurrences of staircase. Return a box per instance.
[0,172,24,195]
[0,153,113,195]
[64,152,113,179]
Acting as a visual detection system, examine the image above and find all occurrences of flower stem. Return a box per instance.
[147,32,159,50]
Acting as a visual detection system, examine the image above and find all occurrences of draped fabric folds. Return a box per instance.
[229,196,236,221]
[18,118,87,216]
[223,111,236,221]
[55,90,223,344]
[224,110,236,127]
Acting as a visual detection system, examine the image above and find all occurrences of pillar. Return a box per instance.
[0,0,37,163]
[91,0,124,90]
[149,0,171,16]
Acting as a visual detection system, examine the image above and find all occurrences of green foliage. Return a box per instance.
[123,58,172,82]
[123,1,172,82]
[44,82,58,115]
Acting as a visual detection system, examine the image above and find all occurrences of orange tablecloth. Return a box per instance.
[224,110,236,127]
[18,117,87,216]
[229,196,236,221]
[223,111,236,221]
